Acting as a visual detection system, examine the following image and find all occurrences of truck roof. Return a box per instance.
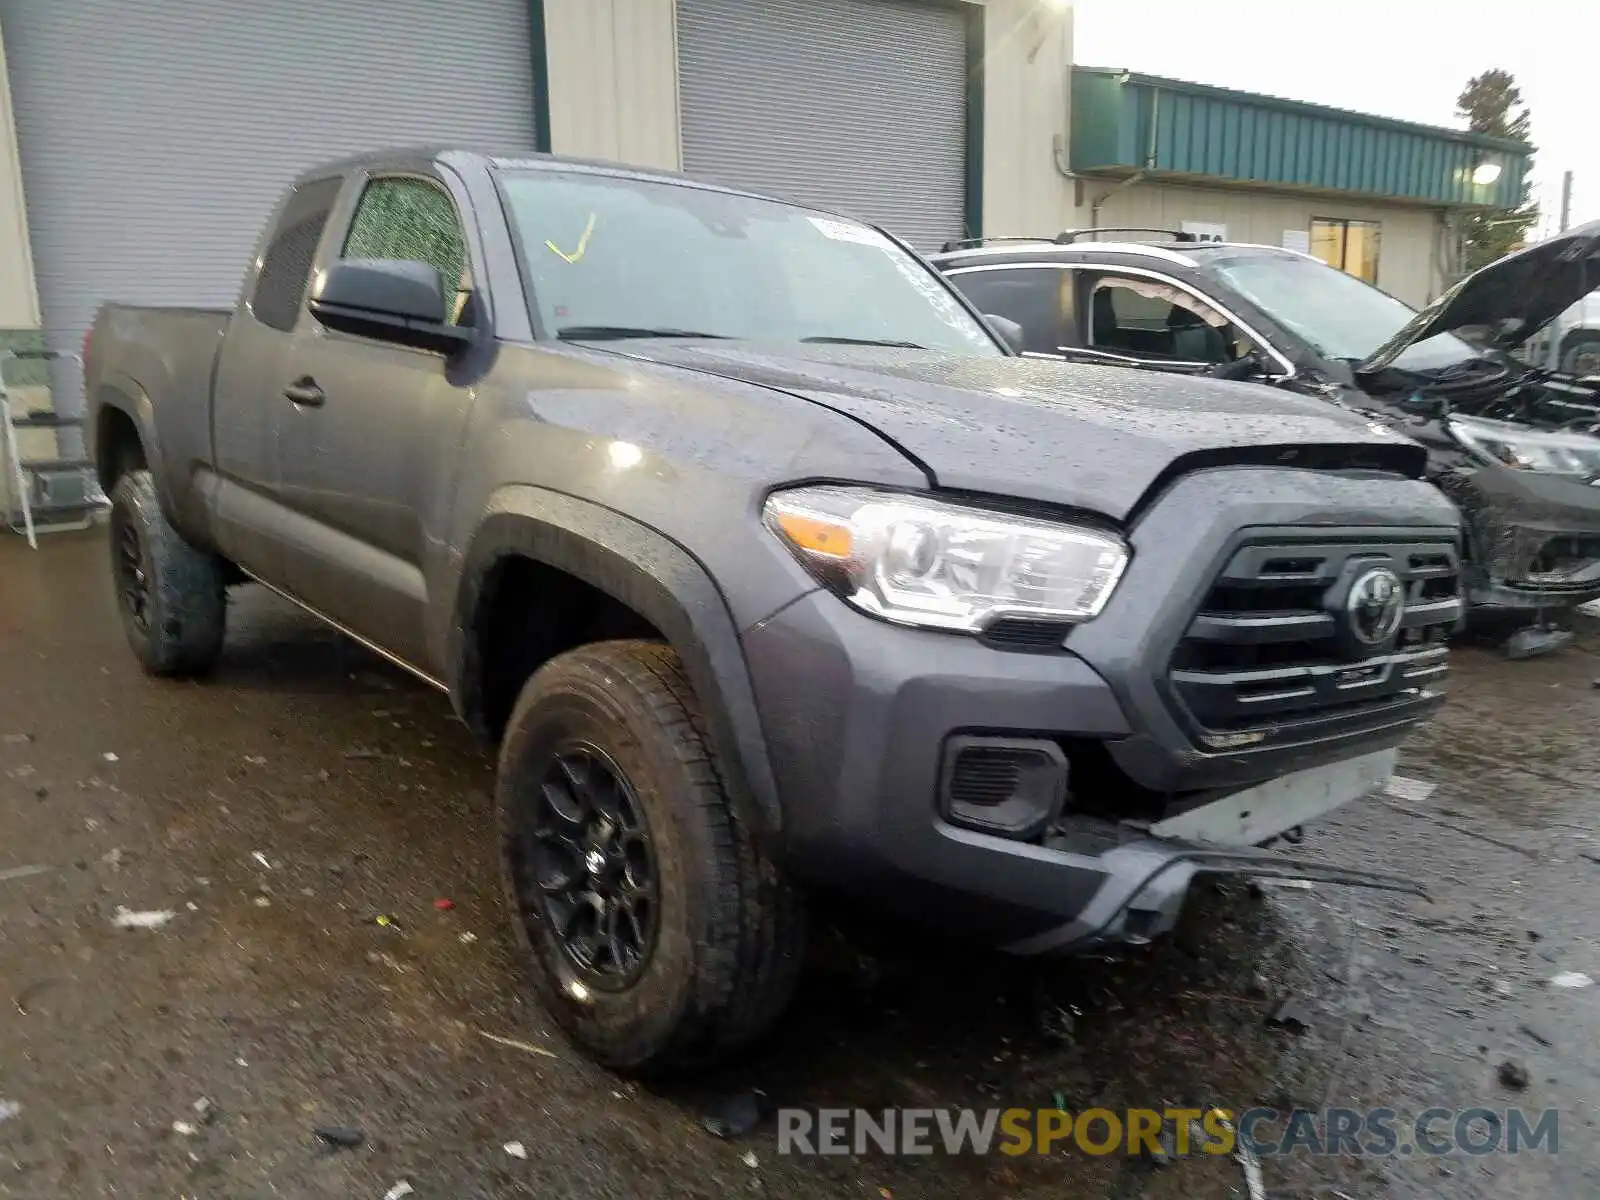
[290,146,773,205]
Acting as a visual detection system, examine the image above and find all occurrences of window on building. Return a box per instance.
[1310,218,1381,285]
[945,268,1071,354]
[249,178,343,332]
[343,177,473,324]
[1085,273,1253,365]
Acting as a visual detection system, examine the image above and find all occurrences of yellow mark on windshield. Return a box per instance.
[545,213,597,264]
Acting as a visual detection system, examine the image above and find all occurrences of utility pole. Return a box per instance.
[1559,170,1573,233]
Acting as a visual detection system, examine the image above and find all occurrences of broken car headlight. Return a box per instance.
[1448,415,1600,477]
[763,485,1129,632]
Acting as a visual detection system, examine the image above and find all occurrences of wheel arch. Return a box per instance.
[448,487,784,836]
[92,377,169,502]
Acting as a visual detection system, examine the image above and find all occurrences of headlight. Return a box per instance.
[1448,415,1600,477]
[763,485,1129,632]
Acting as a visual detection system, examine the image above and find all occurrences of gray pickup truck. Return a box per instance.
[86,148,1461,1074]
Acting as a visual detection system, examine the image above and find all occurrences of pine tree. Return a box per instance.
[1455,70,1539,274]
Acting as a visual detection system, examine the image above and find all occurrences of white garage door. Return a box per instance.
[0,0,539,411]
[677,0,969,253]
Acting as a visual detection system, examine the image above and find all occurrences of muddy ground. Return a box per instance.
[2,530,1597,1199]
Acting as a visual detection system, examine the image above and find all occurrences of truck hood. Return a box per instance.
[1359,220,1600,374]
[615,343,1425,521]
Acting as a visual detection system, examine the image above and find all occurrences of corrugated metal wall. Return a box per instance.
[1072,69,1528,210]
[676,0,970,251]
[0,0,538,412]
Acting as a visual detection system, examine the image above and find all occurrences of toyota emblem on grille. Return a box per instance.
[1346,566,1405,647]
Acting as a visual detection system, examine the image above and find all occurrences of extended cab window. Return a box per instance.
[1086,273,1254,365]
[342,177,473,324]
[250,177,342,332]
[946,268,1071,354]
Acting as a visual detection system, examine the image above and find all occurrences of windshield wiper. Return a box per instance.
[557,325,728,341]
[801,335,925,349]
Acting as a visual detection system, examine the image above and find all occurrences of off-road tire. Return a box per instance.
[108,469,226,676]
[497,639,806,1075]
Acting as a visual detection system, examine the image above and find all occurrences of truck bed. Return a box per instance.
[85,303,231,532]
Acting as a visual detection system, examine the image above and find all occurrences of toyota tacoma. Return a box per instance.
[86,149,1460,1073]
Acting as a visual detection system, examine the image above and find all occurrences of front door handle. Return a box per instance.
[283,378,325,407]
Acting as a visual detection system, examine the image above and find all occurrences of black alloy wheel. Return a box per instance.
[112,506,151,632]
[496,639,806,1073]
[528,742,660,987]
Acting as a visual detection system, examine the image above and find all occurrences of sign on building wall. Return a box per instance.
[1281,229,1312,255]
[1180,220,1227,243]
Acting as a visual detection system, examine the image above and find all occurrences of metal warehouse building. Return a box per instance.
[0,1,1532,384]
[0,0,1010,353]
[1061,67,1530,308]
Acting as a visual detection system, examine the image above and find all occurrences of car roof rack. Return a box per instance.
[938,228,1198,254]
[937,235,1057,253]
[1059,227,1198,244]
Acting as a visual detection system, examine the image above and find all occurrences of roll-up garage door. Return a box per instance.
[677,0,969,252]
[0,0,538,412]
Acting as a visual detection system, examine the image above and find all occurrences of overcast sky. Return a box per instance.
[1072,0,1592,238]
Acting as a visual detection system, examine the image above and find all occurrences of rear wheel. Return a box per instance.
[497,639,805,1074]
[108,470,226,676]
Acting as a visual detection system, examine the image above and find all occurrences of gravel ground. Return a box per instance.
[2,530,1597,1199]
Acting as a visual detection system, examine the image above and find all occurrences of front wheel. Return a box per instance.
[108,469,226,676]
[497,640,805,1074]
[1560,332,1600,379]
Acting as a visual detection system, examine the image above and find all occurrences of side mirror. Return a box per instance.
[1208,356,1260,382]
[984,314,1025,354]
[308,258,470,354]
[1398,392,1450,421]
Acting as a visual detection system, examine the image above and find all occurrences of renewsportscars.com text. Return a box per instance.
[777,1106,1559,1158]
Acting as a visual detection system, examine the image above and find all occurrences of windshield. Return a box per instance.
[496,169,1000,354]
[1205,252,1483,373]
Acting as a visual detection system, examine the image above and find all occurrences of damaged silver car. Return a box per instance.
[933,221,1600,622]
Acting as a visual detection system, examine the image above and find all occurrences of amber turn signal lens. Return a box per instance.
[772,512,853,558]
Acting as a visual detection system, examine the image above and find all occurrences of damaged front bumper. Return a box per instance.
[1440,464,1600,612]
[1006,832,1422,955]
[1004,748,1420,955]
[744,585,1430,954]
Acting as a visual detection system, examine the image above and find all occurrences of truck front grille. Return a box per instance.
[1167,533,1461,748]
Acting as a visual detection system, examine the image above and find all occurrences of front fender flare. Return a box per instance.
[447,487,784,835]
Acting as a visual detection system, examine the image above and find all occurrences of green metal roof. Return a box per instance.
[1070,67,1531,209]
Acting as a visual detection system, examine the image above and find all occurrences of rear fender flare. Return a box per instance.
[447,487,783,835]
[91,374,174,512]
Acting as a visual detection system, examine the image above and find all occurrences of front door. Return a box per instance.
[274,174,479,674]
